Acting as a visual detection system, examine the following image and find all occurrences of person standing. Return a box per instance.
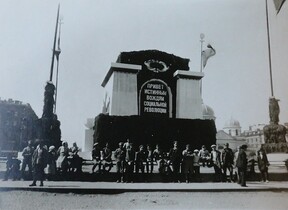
[21,140,34,179]
[123,138,132,150]
[135,145,146,174]
[236,144,248,187]
[153,144,166,173]
[125,143,136,183]
[193,149,201,181]
[221,143,234,182]
[46,145,57,181]
[168,141,182,182]
[146,144,154,173]
[29,140,48,187]
[198,145,209,167]
[114,142,125,183]
[182,144,194,183]
[210,144,223,182]
[257,148,270,183]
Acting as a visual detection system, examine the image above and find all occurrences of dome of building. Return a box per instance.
[202,103,216,120]
[224,117,241,128]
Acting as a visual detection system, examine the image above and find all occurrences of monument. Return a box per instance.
[94,50,216,150]
[262,97,287,153]
[37,6,62,148]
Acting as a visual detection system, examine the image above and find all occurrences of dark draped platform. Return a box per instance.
[93,114,217,151]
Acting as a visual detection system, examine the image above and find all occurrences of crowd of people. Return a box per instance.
[91,140,270,185]
[2,140,81,186]
[2,139,271,187]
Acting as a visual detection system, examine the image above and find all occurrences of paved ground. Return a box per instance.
[1,153,288,209]
[1,180,288,193]
[1,189,288,210]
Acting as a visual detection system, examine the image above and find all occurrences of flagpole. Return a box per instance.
[49,4,60,82]
[54,18,63,114]
[200,33,205,96]
[265,0,274,97]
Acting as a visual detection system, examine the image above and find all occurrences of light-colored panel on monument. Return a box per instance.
[84,129,94,152]
[176,78,202,119]
[111,71,138,116]
[174,71,203,120]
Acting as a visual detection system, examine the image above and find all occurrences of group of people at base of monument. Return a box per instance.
[2,139,81,187]
[92,140,270,185]
[2,139,271,186]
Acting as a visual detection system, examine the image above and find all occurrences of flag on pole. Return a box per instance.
[274,0,286,14]
[202,44,216,68]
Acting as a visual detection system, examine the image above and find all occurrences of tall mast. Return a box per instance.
[265,0,274,97]
[49,4,60,82]
[54,17,62,114]
[200,33,205,97]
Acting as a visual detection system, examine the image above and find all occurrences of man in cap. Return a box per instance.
[221,143,234,182]
[199,145,209,167]
[210,144,223,182]
[236,144,248,187]
[114,142,125,183]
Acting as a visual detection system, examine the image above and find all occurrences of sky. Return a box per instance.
[0,0,288,149]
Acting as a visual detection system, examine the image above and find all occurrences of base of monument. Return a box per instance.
[94,114,217,151]
[262,143,288,153]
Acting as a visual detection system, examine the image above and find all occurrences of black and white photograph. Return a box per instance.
[0,0,288,209]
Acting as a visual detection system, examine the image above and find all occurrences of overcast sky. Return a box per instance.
[1,0,288,148]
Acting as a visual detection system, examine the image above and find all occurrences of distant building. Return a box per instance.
[242,124,265,151]
[219,116,269,152]
[223,117,241,137]
[216,130,246,151]
[0,98,39,153]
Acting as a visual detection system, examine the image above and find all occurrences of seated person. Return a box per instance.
[3,154,21,181]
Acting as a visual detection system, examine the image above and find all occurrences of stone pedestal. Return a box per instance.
[173,71,204,119]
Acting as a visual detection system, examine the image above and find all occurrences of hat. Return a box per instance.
[241,144,248,149]
[194,149,199,153]
[49,146,55,151]
[93,142,99,147]
[211,144,216,148]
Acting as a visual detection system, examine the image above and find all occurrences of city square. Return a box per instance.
[1,0,288,210]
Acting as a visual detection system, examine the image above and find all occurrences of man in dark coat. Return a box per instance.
[168,141,182,182]
[236,144,248,187]
[221,143,234,182]
[124,143,136,183]
[257,148,270,182]
[29,140,48,187]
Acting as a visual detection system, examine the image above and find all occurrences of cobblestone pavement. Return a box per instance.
[1,190,288,210]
